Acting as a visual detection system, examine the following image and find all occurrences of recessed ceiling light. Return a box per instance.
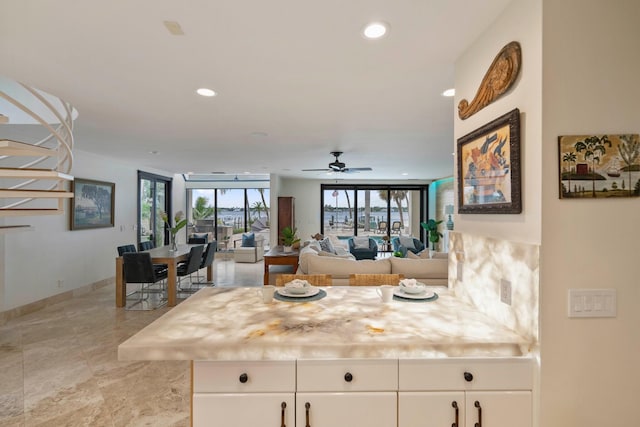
[196,88,217,97]
[442,88,455,97]
[149,150,159,155]
[402,172,409,176]
[362,22,388,39]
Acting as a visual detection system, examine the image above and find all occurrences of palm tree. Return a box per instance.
[255,188,270,223]
[378,190,408,228]
[192,196,214,220]
[574,135,612,197]
[344,190,352,221]
[618,134,640,196]
[251,201,264,221]
[562,152,577,195]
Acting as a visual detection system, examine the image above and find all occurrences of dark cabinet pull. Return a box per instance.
[344,372,353,382]
[239,373,248,383]
[451,401,459,427]
[305,402,311,427]
[464,371,474,382]
[474,400,482,427]
[280,402,286,427]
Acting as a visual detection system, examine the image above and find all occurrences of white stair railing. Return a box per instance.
[0,81,75,220]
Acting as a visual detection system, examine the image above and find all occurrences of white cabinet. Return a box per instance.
[398,358,533,427]
[194,393,294,427]
[192,358,533,427]
[193,360,295,427]
[399,392,465,427]
[296,359,398,427]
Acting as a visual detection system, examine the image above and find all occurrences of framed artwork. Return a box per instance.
[558,134,640,198]
[70,178,115,230]
[457,108,521,214]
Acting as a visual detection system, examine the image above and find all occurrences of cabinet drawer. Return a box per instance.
[193,360,296,392]
[399,358,533,391]
[297,359,398,392]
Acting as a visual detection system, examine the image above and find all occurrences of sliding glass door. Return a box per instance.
[138,171,172,247]
[321,184,428,242]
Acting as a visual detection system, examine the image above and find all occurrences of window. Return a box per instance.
[321,184,428,244]
[186,186,270,248]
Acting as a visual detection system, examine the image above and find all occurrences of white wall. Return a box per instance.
[1,149,175,311]
[540,1,640,425]
[454,0,542,245]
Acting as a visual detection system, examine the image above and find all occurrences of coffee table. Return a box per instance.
[263,246,299,285]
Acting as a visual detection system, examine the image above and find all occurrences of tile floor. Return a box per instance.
[0,258,263,427]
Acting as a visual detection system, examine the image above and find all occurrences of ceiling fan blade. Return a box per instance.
[345,167,373,172]
[302,168,330,172]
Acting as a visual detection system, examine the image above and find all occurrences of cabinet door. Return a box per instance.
[297,392,396,427]
[465,391,531,427]
[193,393,294,427]
[398,391,464,427]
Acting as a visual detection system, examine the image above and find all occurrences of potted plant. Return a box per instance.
[161,210,187,251]
[420,219,443,255]
[280,226,300,252]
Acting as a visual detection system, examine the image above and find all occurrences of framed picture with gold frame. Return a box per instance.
[457,108,521,214]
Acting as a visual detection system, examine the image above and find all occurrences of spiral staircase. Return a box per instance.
[0,81,75,231]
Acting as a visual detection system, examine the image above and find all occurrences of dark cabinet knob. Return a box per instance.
[464,372,474,382]
[344,372,353,382]
[239,373,248,383]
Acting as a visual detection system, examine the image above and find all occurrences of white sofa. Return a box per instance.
[297,242,448,286]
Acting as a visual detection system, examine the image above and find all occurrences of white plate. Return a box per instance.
[393,288,435,300]
[399,281,428,294]
[277,287,321,298]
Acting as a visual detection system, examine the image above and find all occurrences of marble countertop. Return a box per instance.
[118,287,533,361]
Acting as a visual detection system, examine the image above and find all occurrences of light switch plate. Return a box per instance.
[568,289,617,318]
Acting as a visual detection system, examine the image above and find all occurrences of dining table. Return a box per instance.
[115,243,212,308]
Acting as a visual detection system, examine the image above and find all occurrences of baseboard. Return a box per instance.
[0,277,114,326]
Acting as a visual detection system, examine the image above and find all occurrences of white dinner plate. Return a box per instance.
[393,288,435,300]
[276,287,321,298]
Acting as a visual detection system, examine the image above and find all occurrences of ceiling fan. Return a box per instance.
[302,151,373,174]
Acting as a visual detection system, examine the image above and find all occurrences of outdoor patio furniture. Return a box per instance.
[376,221,388,234]
[391,221,402,234]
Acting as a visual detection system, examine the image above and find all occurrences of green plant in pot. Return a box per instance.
[420,219,443,252]
[280,226,300,252]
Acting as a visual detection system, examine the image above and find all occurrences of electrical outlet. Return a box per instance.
[57,279,64,288]
[500,279,512,305]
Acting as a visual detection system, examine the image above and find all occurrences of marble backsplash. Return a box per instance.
[449,231,539,344]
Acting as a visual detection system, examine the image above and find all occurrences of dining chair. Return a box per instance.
[349,273,404,286]
[276,274,332,287]
[138,240,155,251]
[117,244,137,256]
[176,245,205,292]
[122,252,168,310]
[188,237,207,244]
[188,241,217,288]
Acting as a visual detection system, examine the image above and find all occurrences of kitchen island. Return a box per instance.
[119,286,535,426]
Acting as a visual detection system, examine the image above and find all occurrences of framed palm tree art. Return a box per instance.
[558,134,640,198]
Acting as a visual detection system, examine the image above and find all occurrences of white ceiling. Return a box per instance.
[0,0,512,181]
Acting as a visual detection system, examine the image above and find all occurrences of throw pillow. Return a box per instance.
[398,235,416,250]
[319,237,336,254]
[406,250,420,259]
[353,236,370,249]
[241,232,255,247]
[418,249,432,259]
